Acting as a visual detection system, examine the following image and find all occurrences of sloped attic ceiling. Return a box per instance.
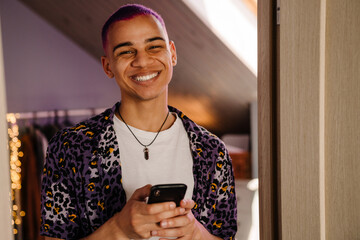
[19,0,257,136]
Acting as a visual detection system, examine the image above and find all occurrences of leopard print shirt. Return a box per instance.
[40,102,237,239]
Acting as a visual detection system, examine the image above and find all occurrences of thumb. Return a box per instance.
[130,184,152,201]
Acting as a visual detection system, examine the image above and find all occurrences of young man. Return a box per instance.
[40,4,237,240]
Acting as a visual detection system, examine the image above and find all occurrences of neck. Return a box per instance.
[117,98,175,132]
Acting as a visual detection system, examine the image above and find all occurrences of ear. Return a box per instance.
[101,56,114,78]
[169,41,177,66]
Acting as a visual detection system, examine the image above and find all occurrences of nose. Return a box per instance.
[131,50,153,68]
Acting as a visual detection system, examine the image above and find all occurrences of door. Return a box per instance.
[259,0,360,239]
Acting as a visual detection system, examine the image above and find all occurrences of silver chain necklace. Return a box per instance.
[118,110,170,160]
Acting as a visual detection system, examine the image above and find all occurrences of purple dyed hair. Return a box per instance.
[101,4,166,51]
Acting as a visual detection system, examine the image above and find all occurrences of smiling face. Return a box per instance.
[101,15,177,103]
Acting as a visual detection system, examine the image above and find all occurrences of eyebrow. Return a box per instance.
[146,37,165,43]
[112,42,132,53]
[112,36,166,53]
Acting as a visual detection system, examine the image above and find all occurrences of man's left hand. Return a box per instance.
[150,199,222,240]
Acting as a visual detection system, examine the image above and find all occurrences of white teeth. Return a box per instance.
[134,72,158,81]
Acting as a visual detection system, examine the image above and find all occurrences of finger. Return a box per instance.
[159,213,192,228]
[159,238,190,240]
[152,225,190,238]
[180,199,196,209]
[130,184,152,201]
[146,205,187,226]
[145,201,177,215]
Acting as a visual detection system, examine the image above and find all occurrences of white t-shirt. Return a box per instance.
[113,113,194,202]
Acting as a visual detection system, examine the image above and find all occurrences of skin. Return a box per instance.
[45,15,222,240]
[101,14,177,132]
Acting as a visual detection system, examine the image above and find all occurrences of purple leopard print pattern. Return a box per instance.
[40,102,237,239]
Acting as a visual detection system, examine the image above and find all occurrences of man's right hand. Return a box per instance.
[81,184,185,239]
[111,184,184,239]
[45,184,186,240]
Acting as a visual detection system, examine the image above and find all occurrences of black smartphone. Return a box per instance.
[147,183,187,207]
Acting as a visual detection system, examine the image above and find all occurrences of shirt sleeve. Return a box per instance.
[200,143,238,240]
[40,130,82,239]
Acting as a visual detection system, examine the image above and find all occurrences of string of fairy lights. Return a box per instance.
[7,113,25,236]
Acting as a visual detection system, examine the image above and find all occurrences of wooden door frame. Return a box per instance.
[258,0,280,239]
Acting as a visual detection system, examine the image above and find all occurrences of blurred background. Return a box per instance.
[0,0,258,239]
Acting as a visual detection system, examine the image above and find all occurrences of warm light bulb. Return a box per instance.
[7,115,23,237]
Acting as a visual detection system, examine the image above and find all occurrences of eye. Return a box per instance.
[114,48,136,58]
[118,50,135,56]
[148,45,163,51]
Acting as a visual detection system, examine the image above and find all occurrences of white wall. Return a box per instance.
[0,12,14,240]
[0,0,121,236]
[0,0,120,113]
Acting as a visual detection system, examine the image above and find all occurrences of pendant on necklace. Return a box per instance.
[144,147,149,160]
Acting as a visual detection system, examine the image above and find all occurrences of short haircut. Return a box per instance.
[101,4,166,51]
